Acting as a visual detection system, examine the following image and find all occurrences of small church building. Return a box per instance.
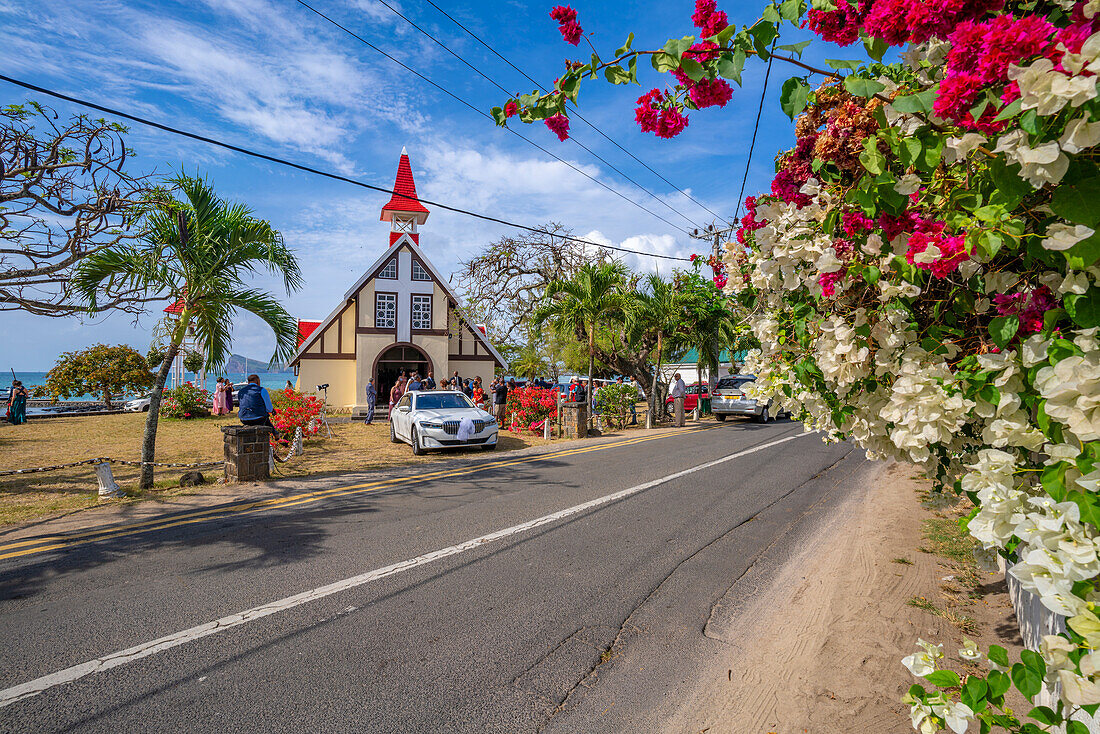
[291,148,505,415]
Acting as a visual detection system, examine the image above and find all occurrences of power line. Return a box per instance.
[0,74,692,263]
[294,0,694,237]
[369,0,705,231]
[420,0,727,223]
[733,41,776,225]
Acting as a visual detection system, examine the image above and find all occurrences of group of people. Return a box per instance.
[359,369,513,425]
[211,377,237,415]
[5,380,28,425]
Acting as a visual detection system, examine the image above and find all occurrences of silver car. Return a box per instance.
[390,390,499,455]
[711,374,786,423]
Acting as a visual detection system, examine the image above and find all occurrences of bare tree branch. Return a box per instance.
[0,102,157,316]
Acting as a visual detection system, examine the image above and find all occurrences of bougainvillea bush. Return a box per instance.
[159,382,211,419]
[494,0,1100,730]
[270,388,323,439]
[504,386,559,432]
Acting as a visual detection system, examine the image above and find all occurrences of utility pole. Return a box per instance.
[689,223,737,397]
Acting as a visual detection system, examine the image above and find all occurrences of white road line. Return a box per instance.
[0,431,813,709]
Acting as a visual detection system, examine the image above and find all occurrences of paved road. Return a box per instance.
[0,420,866,733]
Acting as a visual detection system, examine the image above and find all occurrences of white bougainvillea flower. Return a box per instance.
[1036,352,1100,442]
[902,639,942,677]
[1060,116,1100,154]
[1085,1,1100,20]
[944,133,987,163]
[958,638,981,660]
[1077,468,1100,493]
[1021,334,1051,367]
[936,701,974,734]
[1016,141,1070,187]
[1059,669,1100,706]
[1043,222,1096,251]
[908,701,938,734]
[1061,271,1091,295]
[895,173,921,195]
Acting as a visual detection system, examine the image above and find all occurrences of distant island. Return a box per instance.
[220,353,291,374]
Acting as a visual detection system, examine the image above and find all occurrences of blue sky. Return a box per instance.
[0,0,820,369]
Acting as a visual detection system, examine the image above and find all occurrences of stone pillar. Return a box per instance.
[560,401,589,440]
[222,425,273,483]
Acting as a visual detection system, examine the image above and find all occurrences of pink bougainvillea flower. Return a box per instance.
[634,89,689,138]
[905,223,971,278]
[805,4,864,46]
[688,77,733,108]
[818,271,844,297]
[544,113,570,141]
[549,5,576,23]
[692,0,729,38]
[504,101,519,117]
[549,6,582,45]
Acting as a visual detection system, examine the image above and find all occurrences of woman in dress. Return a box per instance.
[8,380,28,425]
[212,378,228,415]
[472,378,485,409]
[388,376,406,418]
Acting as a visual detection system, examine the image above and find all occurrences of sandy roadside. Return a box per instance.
[665,460,1025,734]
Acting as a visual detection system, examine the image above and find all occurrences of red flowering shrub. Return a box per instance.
[504,386,559,433]
[270,388,324,438]
[159,382,212,419]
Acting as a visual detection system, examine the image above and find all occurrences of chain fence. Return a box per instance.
[0,457,223,477]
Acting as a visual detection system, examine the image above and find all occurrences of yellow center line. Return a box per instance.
[0,426,721,561]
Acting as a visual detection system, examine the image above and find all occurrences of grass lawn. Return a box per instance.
[0,412,553,527]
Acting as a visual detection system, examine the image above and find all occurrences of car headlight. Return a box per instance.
[484,417,497,426]
[420,421,443,429]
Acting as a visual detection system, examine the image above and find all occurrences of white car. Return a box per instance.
[389,390,499,455]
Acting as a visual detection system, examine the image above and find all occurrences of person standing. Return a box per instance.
[574,379,587,406]
[452,370,462,388]
[423,370,436,390]
[472,378,485,408]
[670,372,687,427]
[7,380,28,425]
[364,378,376,425]
[238,374,278,438]
[212,378,226,416]
[389,377,406,418]
[408,373,423,392]
[225,378,235,413]
[493,378,508,424]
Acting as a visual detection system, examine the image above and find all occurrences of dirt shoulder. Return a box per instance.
[668,460,1025,734]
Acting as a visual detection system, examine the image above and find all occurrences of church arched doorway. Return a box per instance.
[375,343,432,409]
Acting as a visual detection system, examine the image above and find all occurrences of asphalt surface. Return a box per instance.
[0,420,866,733]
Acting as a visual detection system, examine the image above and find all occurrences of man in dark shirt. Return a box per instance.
[423,370,436,390]
[493,379,508,423]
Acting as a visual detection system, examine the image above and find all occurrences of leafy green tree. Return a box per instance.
[669,267,755,391]
[628,274,694,423]
[45,344,153,408]
[511,343,550,380]
[74,175,302,488]
[532,262,631,429]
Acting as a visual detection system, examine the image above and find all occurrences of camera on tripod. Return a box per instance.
[317,383,329,391]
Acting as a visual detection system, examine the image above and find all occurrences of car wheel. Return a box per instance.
[756,405,771,423]
[715,414,726,422]
[411,426,424,456]
[390,420,400,443]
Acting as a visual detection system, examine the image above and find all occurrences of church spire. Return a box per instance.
[380,148,429,246]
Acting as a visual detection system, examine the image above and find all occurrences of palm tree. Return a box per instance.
[532,262,630,429]
[629,274,692,425]
[511,343,549,380]
[74,175,302,488]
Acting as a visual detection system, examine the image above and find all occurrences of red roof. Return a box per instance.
[380,148,430,223]
[164,298,185,314]
[297,319,322,347]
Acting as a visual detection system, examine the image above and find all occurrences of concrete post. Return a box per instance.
[95,462,122,498]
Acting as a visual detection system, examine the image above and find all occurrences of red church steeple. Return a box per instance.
[380,147,429,246]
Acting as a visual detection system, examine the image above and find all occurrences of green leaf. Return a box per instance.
[1068,720,1091,734]
[762,3,782,22]
[780,77,811,119]
[993,98,1023,122]
[716,23,738,45]
[1042,462,1069,502]
[826,58,862,71]
[1051,177,1100,227]
[1027,706,1059,725]
[891,89,937,115]
[844,76,886,98]
[1011,662,1043,701]
[860,136,885,175]
[779,0,804,22]
[652,51,680,73]
[749,20,778,57]
[899,137,923,169]
[961,677,989,713]
[1020,649,1046,677]
[987,669,1011,698]
[718,49,746,83]
[924,669,961,687]
[679,57,706,82]
[862,34,889,62]
[865,265,880,284]
[1066,288,1100,328]
[778,39,812,58]
[603,65,631,84]
[490,106,506,125]
[988,315,1019,348]
[1020,108,1041,135]
[613,32,634,57]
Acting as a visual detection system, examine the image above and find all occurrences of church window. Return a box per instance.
[411,294,432,330]
[375,293,396,328]
[379,258,398,279]
[412,260,431,281]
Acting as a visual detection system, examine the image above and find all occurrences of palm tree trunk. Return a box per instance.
[587,325,595,433]
[141,339,181,489]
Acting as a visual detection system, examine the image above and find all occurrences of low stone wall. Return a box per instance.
[560,401,588,440]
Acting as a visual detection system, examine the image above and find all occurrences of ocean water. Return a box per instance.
[6,371,298,401]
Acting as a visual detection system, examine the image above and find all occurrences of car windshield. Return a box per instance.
[416,392,475,410]
[717,377,754,391]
